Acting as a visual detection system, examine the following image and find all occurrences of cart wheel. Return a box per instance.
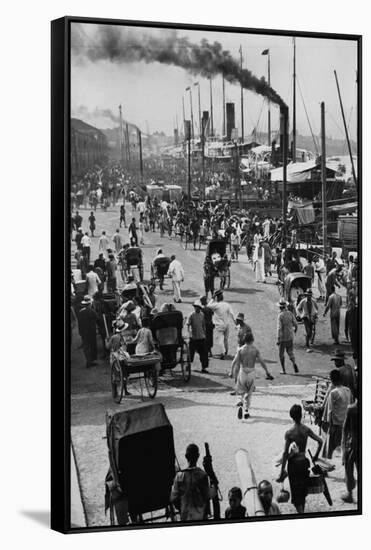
[181,342,191,382]
[144,366,158,398]
[225,268,231,289]
[111,359,124,404]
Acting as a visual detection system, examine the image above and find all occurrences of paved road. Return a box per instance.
[71,203,357,527]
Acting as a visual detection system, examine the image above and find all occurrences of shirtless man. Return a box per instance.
[229,332,274,420]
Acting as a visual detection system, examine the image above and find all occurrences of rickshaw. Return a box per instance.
[124,246,144,282]
[150,256,171,289]
[281,273,312,310]
[110,339,160,403]
[151,310,191,382]
[105,403,178,525]
[206,239,231,289]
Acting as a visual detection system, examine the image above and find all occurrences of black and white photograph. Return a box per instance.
[56,16,360,531]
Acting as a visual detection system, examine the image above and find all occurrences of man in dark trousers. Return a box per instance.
[78,295,98,368]
[187,300,209,373]
[296,289,318,351]
[74,210,83,231]
[200,295,214,358]
[341,400,358,503]
[128,217,138,246]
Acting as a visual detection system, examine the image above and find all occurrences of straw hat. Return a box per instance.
[277,298,289,308]
[193,300,203,309]
[81,295,92,305]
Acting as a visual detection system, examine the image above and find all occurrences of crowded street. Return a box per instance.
[71,199,357,526]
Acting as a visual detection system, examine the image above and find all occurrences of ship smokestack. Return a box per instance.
[226,102,235,141]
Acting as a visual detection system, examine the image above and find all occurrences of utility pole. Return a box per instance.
[280,106,288,248]
[119,105,124,165]
[195,82,202,139]
[209,77,214,137]
[268,52,271,146]
[138,128,143,184]
[321,102,327,257]
[239,45,244,143]
[334,70,358,190]
[292,37,297,162]
[185,120,192,201]
[222,74,226,138]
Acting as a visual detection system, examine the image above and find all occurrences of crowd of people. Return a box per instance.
[71,162,359,522]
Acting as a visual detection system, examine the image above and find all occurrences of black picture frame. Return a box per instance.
[51,16,361,534]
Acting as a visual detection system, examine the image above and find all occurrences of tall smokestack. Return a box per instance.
[202,110,209,138]
[226,103,235,141]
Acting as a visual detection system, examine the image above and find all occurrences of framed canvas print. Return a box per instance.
[51,16,361,533]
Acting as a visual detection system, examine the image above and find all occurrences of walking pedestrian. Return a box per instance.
[106,254,118,292]
[276,298,299,374]
[262,238,272,277]
[98,230,109,258]
[230,332,273,420]
[128,217,138,246]
[341,401,358,503]
[200,296,214,358]
[77,295,98,368]
[86,264,101,297]
[322,369,351,459]
[235,313,252,348]
[167,254,184,303]
[323,286,342,344]
[187,300,209,373]
[255,240,266,283]
[276,404,323,514]
[325,266,342,305]
[112,229,122,254]
[119,203,127,228]
[88,212,96,237]
[314,256,326,301]
[208,290,235,359]
[74,210,82,231]
[345,298,358,357]
[139,213,145,245]
[330,349,357,397]
[170,443,209,522]
[296,289,318,351]
[81,232,91,262]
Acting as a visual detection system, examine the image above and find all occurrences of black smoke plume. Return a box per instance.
[72,24,286,108]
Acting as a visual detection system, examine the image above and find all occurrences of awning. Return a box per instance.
[270,160,337,183]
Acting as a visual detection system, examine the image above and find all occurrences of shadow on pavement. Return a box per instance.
[244,415,290,425]
[226,287,264,294]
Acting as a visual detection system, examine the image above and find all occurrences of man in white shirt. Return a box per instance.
[86,265,101,297]
[167,254,184,303]
[98,231,110,258]
[208,290,235,359]
[81,232,91,262]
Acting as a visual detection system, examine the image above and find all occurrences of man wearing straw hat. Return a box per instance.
[296,289,318,352]
[77,295,99,368]
[277,298,299,374]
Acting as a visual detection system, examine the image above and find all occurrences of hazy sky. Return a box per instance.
[71,23,358,142]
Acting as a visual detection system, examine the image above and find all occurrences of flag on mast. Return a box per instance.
[261,49,269,55]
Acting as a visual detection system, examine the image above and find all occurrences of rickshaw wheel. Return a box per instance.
[144,366,158,398]
[111,359,124,404]
[225,268,231,289]
[181,342,191,382]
